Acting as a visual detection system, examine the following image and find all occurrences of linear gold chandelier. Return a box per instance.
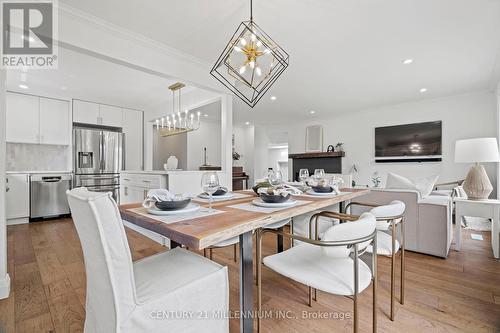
[155,82,201,137]
[210,0,289,108]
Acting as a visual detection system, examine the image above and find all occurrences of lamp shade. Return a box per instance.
[455,138,500,163]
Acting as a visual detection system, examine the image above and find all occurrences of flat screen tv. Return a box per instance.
[375,121,442,162]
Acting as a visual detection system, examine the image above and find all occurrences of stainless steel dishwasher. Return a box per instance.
[30,174,72,221]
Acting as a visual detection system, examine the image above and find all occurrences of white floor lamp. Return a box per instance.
[455,138,500,200]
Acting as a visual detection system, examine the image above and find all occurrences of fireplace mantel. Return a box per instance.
[288,151,345,181]
[288,151,345,159]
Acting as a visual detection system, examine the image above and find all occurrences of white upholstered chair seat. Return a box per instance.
[212,236,240,248]
[366,231,400,256]
[134,247,225,303]
[263,242,373,296]
[264,218,291,230]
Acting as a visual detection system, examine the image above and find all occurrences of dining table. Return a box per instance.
[119,187,370,333]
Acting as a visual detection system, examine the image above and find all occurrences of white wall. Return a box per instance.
[144,90,225,171]
[187,119,221,170]
[0,69,10,299]
[497,82,500,196]
[262,91,498,195]
[254,125,270,182]
[233,125,255,185]
[268,147,289,181]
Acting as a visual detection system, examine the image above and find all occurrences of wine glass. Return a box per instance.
[268,170,283,187]
[299,169,309,185]
[201,172,220,211]
[314,169,325,181]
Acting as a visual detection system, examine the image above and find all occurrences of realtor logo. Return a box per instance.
[1,0,58,68]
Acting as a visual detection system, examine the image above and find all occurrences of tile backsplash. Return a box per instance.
[7,143,71,171]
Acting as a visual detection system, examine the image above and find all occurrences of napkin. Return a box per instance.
[142,189,177,208]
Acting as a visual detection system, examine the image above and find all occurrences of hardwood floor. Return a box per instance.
[0,218,499,332]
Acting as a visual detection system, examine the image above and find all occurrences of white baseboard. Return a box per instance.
[0,274,11,299]
[123,220,169,247]
[7,217,29,226]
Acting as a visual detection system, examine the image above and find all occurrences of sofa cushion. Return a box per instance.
[385,172,416,191]
[385,172,439,197]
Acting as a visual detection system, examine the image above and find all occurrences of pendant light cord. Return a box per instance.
[250,0,253,21]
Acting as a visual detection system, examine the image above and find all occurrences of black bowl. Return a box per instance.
[260,193,291,203]
[155,198,191,211]
[311,185,333,193]
[212,187,228,196]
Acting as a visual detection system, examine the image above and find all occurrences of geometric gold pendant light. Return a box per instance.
[210,0,289,108]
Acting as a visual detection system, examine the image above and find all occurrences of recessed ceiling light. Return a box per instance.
[419,88,428,93]
[245,121,250,125]
[270,96,277,101]
[18,84,29,89]
[402,58,414,65]
[310,110,316,114]
[204,114,209,118]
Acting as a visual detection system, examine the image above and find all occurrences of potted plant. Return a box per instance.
[335,142,344,152]
[232,151,241,166]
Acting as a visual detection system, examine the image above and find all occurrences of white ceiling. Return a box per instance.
[6,47,200,111]
[19,1,500,123]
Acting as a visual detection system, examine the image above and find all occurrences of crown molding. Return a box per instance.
[58,3,212,70]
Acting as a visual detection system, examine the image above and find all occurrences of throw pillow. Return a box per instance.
[385,172,439,197]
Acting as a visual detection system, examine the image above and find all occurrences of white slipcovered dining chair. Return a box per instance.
[346,200,406,321]
[257,212,378,333]
[67,187,229,333]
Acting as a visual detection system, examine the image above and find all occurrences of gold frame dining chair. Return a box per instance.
[256,211,378,333]
[203,240,238,262]
[345,201,406,321]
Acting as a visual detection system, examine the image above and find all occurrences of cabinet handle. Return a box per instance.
[6,186,9,192]
[124,186,128,196]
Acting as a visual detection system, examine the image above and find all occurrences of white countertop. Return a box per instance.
[6,170,73,175]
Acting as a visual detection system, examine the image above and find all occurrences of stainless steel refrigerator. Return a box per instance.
[73,127,124,202]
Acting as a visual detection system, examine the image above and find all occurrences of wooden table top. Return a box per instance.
[119,188,370,250]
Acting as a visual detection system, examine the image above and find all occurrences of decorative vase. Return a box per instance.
[463,163,493,200]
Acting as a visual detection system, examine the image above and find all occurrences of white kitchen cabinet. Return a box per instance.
[121,185,148,204]
[122,109,144,170]
[73,100,100,125]
[6,173,29,221]
[100,104,123,127]
[39,97,71,145]
[6,93,39,144]
[120,173,168,204]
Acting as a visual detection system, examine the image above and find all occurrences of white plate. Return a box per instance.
[306,189,339,197]
[197,193,235,200]
[147,203,200,215]
[252,198,297,208]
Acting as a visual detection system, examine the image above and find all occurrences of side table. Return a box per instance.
[454,198,500,259]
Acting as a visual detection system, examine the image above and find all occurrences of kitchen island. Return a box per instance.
[120,170,229,204]
[120,169,229,246]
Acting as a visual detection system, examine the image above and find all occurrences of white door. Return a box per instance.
[99,104,123,127]
[122,109,143,170]
[6,174,29,219]
[6,93,39,144]
[73,100,99,125]
[39,98,70,145]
